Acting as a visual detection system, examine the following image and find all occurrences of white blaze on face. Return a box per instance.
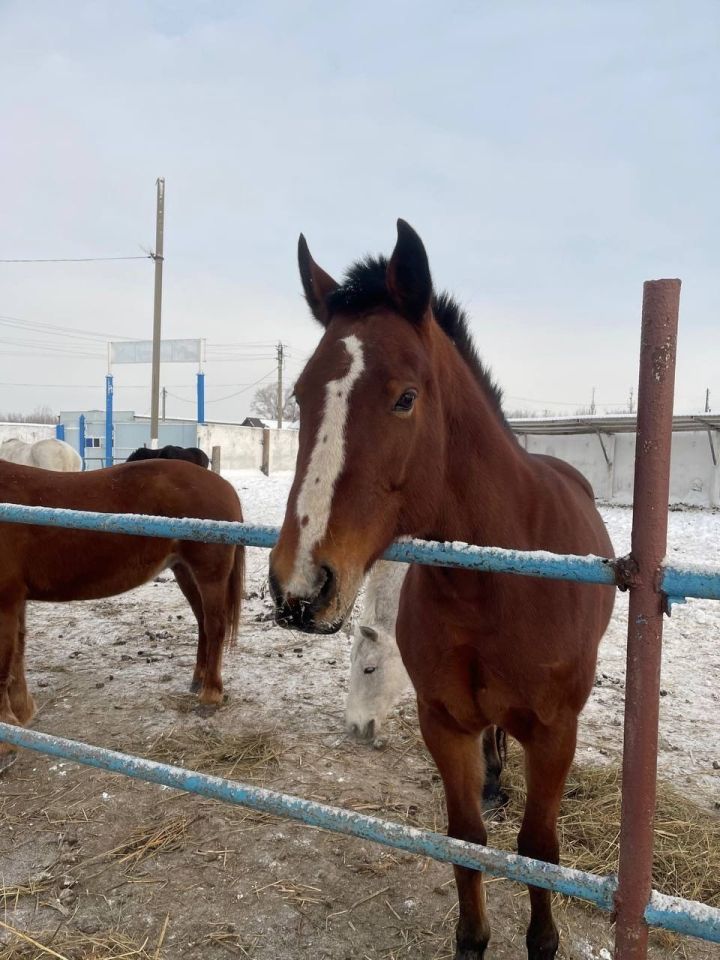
[287,334,365,596]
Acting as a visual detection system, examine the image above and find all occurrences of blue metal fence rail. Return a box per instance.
[0,503,719,601]
[0,723,717,943]
[0,502,719,945]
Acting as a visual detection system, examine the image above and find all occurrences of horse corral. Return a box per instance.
[0,246,718,959]
[0,483,718,960]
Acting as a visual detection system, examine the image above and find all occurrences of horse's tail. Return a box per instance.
[225,543,245,647]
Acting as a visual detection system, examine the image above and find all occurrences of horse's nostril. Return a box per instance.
[317,564,337,606]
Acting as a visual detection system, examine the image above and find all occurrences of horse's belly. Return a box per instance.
[29,564,170,602]
[25,538,175,603]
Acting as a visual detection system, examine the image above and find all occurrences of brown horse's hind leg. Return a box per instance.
[193,578,228,706]
[418,700,491,960]
[8,604,35,725]
[173,565,208,694]
[517,716,578,960]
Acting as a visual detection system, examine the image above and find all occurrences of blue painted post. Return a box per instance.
[105,375,114,467]
[197,372,205,424]
[55,423,65,441]
[78,414,86,470]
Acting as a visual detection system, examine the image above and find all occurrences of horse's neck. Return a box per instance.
[431,345,533,547]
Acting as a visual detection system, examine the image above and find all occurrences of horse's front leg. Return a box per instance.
[0,600,22,771]
[418,700,491,960]
[517,715,578,960]
[8,605,35,725]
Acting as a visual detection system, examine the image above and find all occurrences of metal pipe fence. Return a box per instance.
[0,722,717,944]
[0,505,718,602]
[1,280,718,956]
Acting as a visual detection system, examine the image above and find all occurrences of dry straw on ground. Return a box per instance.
[142,726,282,780]
[0,921,155,960]
[491,743,720,908]
[383,716,719,908]
[105,814,192,866]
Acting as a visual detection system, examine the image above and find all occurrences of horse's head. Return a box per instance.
[345,623,411,745]
[270,220,455,633]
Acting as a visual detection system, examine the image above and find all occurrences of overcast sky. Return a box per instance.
[1,1,718,423]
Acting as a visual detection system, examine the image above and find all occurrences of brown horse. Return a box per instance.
[0,459,244,766]
[269,221,615,960]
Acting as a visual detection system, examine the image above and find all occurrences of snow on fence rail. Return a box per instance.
[0,503,718,602]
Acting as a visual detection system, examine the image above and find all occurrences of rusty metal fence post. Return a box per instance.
[614,279,681,960]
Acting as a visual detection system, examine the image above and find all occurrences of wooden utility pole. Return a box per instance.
[276,341,284,430]
[149,178,165,448]
[705,388,711,413]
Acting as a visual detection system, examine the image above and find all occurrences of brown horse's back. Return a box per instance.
[0,460,242,603]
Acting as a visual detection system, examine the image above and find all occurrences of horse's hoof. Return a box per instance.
[193,704,218,718]
[197,691,223,707]
[455,933,489,960]
[526,924,559,960]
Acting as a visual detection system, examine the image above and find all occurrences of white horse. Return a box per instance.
[0,437,82,472]
[345,560,412,746]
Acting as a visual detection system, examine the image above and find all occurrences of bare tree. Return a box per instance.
[0,405,57,424]
[250,385,299,423]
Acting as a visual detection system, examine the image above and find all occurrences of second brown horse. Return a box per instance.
[0,459,244,766]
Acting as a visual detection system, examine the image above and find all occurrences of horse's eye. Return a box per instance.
[393,390,417,414]
[363,666,376,674]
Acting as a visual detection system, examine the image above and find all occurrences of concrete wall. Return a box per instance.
[0,421,55,445]
[198,423,263,470]
[197,423,298,472]
[516,429,719,507]
[267,428,299,472]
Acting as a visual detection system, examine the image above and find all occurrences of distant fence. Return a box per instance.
[511,416,720,508]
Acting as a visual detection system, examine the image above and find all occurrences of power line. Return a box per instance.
[0,255,151,264]
[0,313,137,343]
[203,368,278,404]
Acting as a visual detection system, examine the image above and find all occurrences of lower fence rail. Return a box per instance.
[0,723,718,943]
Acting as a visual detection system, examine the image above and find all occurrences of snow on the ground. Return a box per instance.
[225,470,720,806]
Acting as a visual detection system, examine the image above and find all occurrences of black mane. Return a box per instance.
[325,255,507,423]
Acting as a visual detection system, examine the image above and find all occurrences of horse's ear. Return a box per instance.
[360,625,379,642]
[298,234,339,327]
[386,219,432,323]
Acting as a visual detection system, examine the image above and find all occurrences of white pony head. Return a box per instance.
[345,621,410,746]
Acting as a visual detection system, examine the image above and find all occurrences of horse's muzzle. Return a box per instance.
[269,564,343,634]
